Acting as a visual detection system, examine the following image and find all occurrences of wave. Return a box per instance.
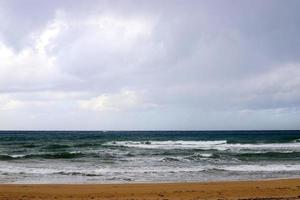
[2,142,299,162]
[0,152,84,160]
[159,151,300,163]
[22,144,39,148]
[0,155,15,160]
[104,140,300,153]
[0,151,131,161]
[42,144,71,150]
[185,153,217,160]
[235,151,300,161]
[0,165,207,176]
[54,171,101,177]
[293,138,300,142]
[161,153,217,162]
[1,163,299,178]
[161,157,181,162]
[73,142,102,148]
[219,164,300,172]
[222,143,300,151]
[104,140,227,149]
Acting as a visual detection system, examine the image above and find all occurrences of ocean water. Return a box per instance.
[0,130,300,183]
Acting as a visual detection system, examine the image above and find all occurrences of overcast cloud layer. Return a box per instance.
[0,0,300,130]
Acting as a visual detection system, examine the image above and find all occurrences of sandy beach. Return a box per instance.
[0,178,299,200]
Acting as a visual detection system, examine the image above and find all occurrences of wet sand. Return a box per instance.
[0,178,300,200]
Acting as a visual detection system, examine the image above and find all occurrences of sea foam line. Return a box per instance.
[104,140,227,149]
[104,140,300,151]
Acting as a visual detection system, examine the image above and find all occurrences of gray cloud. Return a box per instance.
[0,0,300,130]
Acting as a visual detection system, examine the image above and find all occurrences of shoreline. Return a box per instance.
[0,178,299,200]
[2,176,300,185]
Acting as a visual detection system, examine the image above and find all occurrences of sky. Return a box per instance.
[0,0,300,130]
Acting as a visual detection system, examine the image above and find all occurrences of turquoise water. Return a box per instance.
[0,130,299,183]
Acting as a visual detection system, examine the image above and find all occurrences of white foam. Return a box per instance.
[0,165,61,174]
[198,153,213,158]
[105,140,227,149]
[220,143,300,152]
[2,162,299,176]
[10,154,26,158]
[185,153,214,159]
[0,163,206,175]
[104,140,300,152]
[219,164,300,172]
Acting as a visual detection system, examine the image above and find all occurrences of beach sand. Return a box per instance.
[0,178,299,200]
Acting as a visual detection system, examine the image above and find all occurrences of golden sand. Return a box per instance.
[0,178,300,200]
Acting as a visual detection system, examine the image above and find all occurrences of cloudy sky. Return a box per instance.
[0,0,300,130]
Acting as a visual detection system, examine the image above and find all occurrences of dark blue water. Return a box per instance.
[0,130,299,183]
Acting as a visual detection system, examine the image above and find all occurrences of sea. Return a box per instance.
[0,130,299,183]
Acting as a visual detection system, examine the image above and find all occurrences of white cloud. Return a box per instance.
[238,63,300,109]
[0,95,23,110]
[79,90,156,112]
[87,14,153,40]
[51,12,157,81]
[0,11,74,93]
[34,11,68,53]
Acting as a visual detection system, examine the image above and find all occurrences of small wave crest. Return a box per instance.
[162,153,217,162]
[293,138,300,143]
[54,171,101,177]
[104,140,227,149]
[185,153,216,160]
[0,152,84,160]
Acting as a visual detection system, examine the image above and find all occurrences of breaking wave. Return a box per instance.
[104,140,300,152]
